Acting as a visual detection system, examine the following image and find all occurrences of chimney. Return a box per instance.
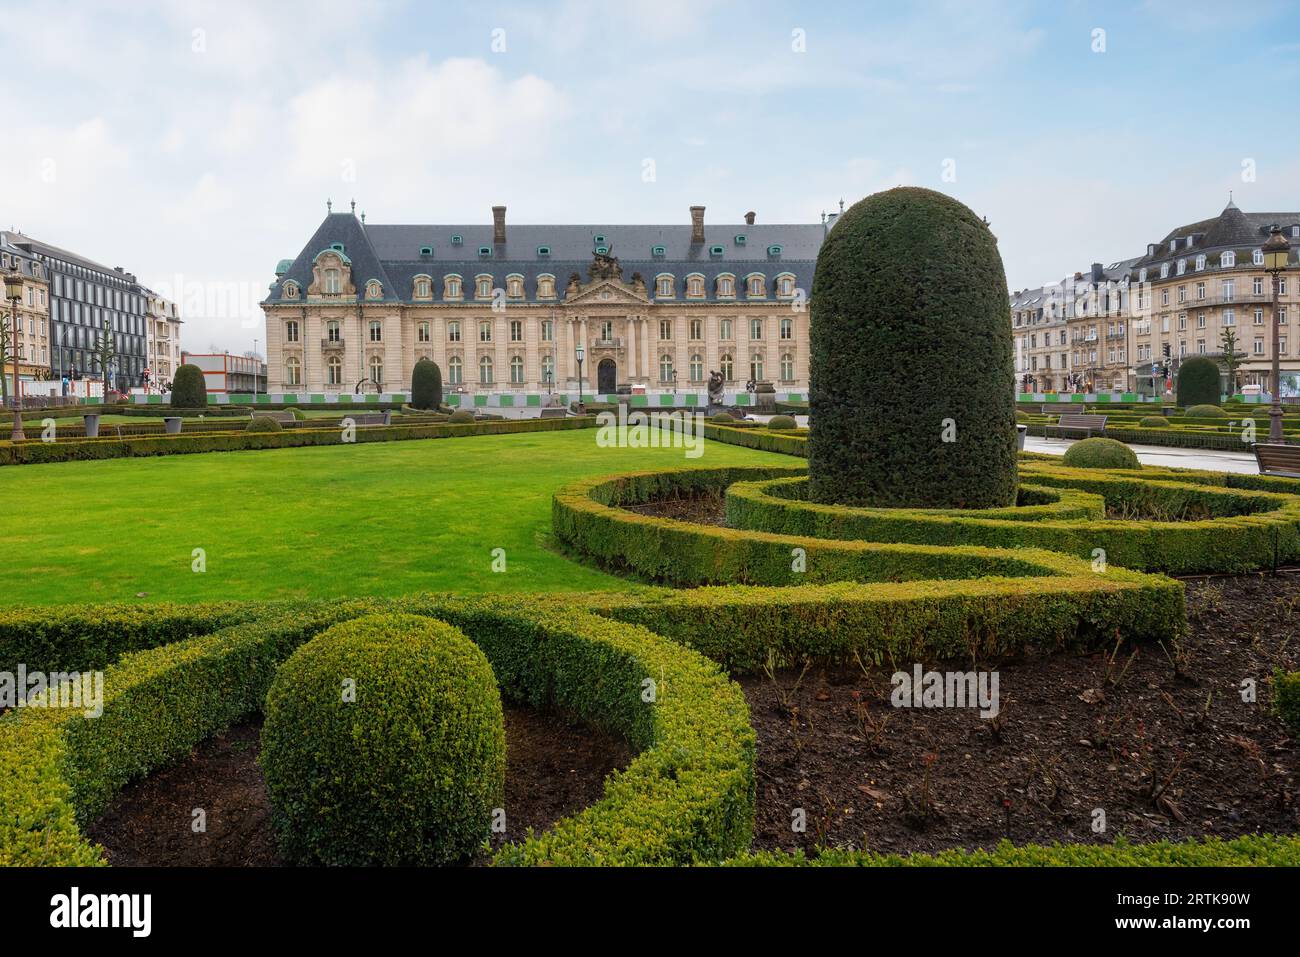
[1073,271,1083,281]
[744,211,756,226]
[492,205,506,244]
[690,205,705,244]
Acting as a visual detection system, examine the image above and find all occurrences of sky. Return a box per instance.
[3,0,1299,354]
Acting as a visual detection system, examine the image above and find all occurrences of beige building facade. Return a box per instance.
[144,291,183,391]
[262,205,820,398]
[0,237,52,383]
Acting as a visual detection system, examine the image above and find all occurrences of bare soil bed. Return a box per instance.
[86,705,632,866]
[743,573,1300,856]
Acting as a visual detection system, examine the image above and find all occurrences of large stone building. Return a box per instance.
[262,205,821,397]
[1015,201,1300,398]
[1127,200,1300,397]
[0,235,51,387]
[0,230,149,389]
[144,291,183,391]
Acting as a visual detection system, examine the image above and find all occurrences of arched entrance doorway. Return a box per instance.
[597,358,617,394]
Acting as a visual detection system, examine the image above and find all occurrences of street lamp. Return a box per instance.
[5,269,24,441]
[1263,224,1290,442]
[574,343,585,414]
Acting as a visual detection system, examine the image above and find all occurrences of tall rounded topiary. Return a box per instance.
[170,363,207,409]
[808,187,1017,508]
[411,358,443,411]
[1176,356,1221,409]
[260,614,505,866]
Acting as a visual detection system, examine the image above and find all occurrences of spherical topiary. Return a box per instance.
[1185,404,1228,417]
[1139,415,1170,427]
[260,613,505,866]
[767,415,797,431]
[448,409,475,424]
[411,358,443,411]
[1176,356,1221,409]
[282,406,306,421]
[245,416,282,432]
[710,412,736,424]
[808,187,1016,508]
[170,364,207,409]
[1062,437,1141,470]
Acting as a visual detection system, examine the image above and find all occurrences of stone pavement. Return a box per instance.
[1025,436,1260,475]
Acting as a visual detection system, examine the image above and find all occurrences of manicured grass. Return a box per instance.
[0,430,789,606]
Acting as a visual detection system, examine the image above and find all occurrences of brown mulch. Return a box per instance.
[743,573,1300,856]
[86,705,632,866]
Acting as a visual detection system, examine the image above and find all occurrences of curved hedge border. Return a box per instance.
[0,416,596,466]
[0,596,754,868]
[726,465,1300,574]
[726,834,1300,867]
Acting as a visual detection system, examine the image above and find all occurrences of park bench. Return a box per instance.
[1252,443,1300,478]
[539,407,569,419]
[1045,413,1107,438]
[345,411,392,426]
[250,411,297,425]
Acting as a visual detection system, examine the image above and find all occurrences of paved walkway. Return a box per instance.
[1025,436,1260,475]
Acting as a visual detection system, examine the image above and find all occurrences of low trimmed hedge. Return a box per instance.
[725,464,1300,575]
[0,596,755,867]
[244,416,282,433]
[1185,404,1229,417]
[727,834,1300,866]
[0,416,597,466]
[261,614,506,865]
[1138,415,1170,427]
[767,415,798,431]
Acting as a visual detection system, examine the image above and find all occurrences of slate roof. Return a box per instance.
[266,212,825,305]
[1131,202,1300,274]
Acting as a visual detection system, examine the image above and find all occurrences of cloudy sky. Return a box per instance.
[4,0,1299,353]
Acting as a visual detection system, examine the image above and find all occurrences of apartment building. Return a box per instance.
[145,291,183,391]
[0,235,51,385]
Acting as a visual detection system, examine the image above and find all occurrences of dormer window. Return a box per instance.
[1160,263,1169,279]
[1177,259,1186,275]
[323,268,341,294]
[1195,254,1206,270]
[595,245,609,255]
[451,234,463,246]
[444,274,463,300]
[331,243,345,254]
[506,274,524,299]
[478,246,492,258]
[746,274,766,298]
[420,245,433,256]
[656,274,674,298]
[1293,226,1299,239]
[686,274,705,299]
[366,280,383,299]
[537,274,556,299]
[1254,249,1265,266]
[734,234,747,246]
[414,276,432,299]
[716,274,735,298]
[537,245,550,257]
[475,275,493,299]
[593,234,606,244]
[767,244,783,257]
[651,245,666,257]
[1139,268,1148,283]
[1169,240,1177,252]
[776,273,795,298]
[283,281,299,299]
[709,245,724,257]
[1221,251,1236,267]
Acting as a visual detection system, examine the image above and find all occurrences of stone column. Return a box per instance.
[626,315,637,383]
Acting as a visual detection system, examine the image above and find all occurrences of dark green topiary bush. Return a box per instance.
[1274,669,1300,733]
[448,409,475,424]
[1176,356,1221,408]
[1139,415,1170,427]
[245,416,282,433]
[411,358,443,411]
[282,406,306,421]
[808,187,1017,508]
[260,613,506,865]
[710,412,737,424]
[1061,437,1141,470]
[1185,404,1228,417]
[767,415,797,431]
[170,364,207,409]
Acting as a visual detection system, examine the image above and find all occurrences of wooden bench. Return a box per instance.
[539,407,569,419]
[250,411,297,424]
[1045,413,1107,438]
[1253,443,1300,478]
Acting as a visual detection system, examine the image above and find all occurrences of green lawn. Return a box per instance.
[0,430,790,606]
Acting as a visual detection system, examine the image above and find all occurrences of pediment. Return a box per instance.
[564,278,651,306]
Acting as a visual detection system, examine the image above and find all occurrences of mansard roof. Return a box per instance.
[265,212,824,305]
